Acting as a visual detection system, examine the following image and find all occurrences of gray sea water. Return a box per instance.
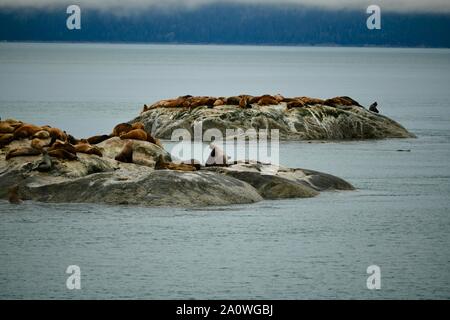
[0,43,449,299]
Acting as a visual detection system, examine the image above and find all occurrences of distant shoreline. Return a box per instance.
[1,40,450,50]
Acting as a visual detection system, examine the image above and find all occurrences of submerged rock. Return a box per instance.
[132,96,415,140]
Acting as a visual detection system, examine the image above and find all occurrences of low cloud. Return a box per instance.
[1,0,450,13]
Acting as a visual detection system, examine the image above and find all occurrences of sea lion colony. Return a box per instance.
[0,119,197,171]
[141,94,368,113]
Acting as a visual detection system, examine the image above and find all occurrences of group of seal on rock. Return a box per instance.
[0,119,106,165]
[141,94,379,113]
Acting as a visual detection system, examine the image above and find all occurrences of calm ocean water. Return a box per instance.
[0,43,449,299]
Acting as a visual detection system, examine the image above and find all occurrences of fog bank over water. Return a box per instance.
[1,0,450,13]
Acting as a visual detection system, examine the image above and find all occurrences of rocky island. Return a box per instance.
[0,115,355,207]
[133,94,415,140]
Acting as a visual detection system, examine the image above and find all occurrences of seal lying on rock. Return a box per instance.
[120,128,148,141]
[5,147,41,160]
[87,134,110,145]
[74,143,103,157]
[154,155,197,171]
[0,133,14,147]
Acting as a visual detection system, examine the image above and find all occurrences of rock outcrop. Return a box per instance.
[0,135,354,207]
[133,95,415,140]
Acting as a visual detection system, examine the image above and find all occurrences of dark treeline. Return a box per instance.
[1,3,449,47]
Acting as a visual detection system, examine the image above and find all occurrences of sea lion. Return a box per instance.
[48,149,78,161]
[145,134,163,148]
[131,122,145,130]
[115,141,133,163]
[120,129,148,141]
[213,99,225,107]
[40,126,67,141]
[141,104,150,113]
[0,133,14,146]
[5,147,41,160]
[257,95,279,106]
[66,134,80,145]
[226,96,241,105]
[239,95,252,109]
[86,134,110,145]
[154,155,197,171]
[48,141,77,154]
[297,97,325,106]
[31,138,49,150]
[8,185,22,204]
[13,124,42,139]
[188,96,216,108]
[369,102,379,113]
[205,143,229,167]
[286,100,306,109]
[33,130,50,139]
[32,151,53,172]
[181,159,202,170]
[112,123,132,137]
[0,122,16,134]
[324,96,362,108]
[274,94,285,102]
[74,143,103,157]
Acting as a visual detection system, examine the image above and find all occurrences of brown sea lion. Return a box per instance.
[239,95,252,109]
[48,141,77,154]
[41,127,67,141]
[115,141,133,163]
[5,147,41,160]
[112,123,132,137]
[324,96,362,108]
[144,131,163,148]
[66,134,80,145]
[30,138,49,151]
[86,134,110,145]
[13,124,43,139]
[257,95,279,106]
[74,143,103,157]
[8,185,22,204]
[48,149,78,161]
[297,97,325,106]
[131,122,145,130]
[0,122,16,134]
[226,96,241,105]
[286,100,306,109]
[213,99,225,106]
[120,129,148,141]
[274,94,285,102]
[181,159,202,170]
[33,130,50,139]
[188,96,216,108]
[0,133,14,146]
[154,155,196,171]
[141,104,150,113]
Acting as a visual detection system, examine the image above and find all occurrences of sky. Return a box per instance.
[1,0,450,13]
